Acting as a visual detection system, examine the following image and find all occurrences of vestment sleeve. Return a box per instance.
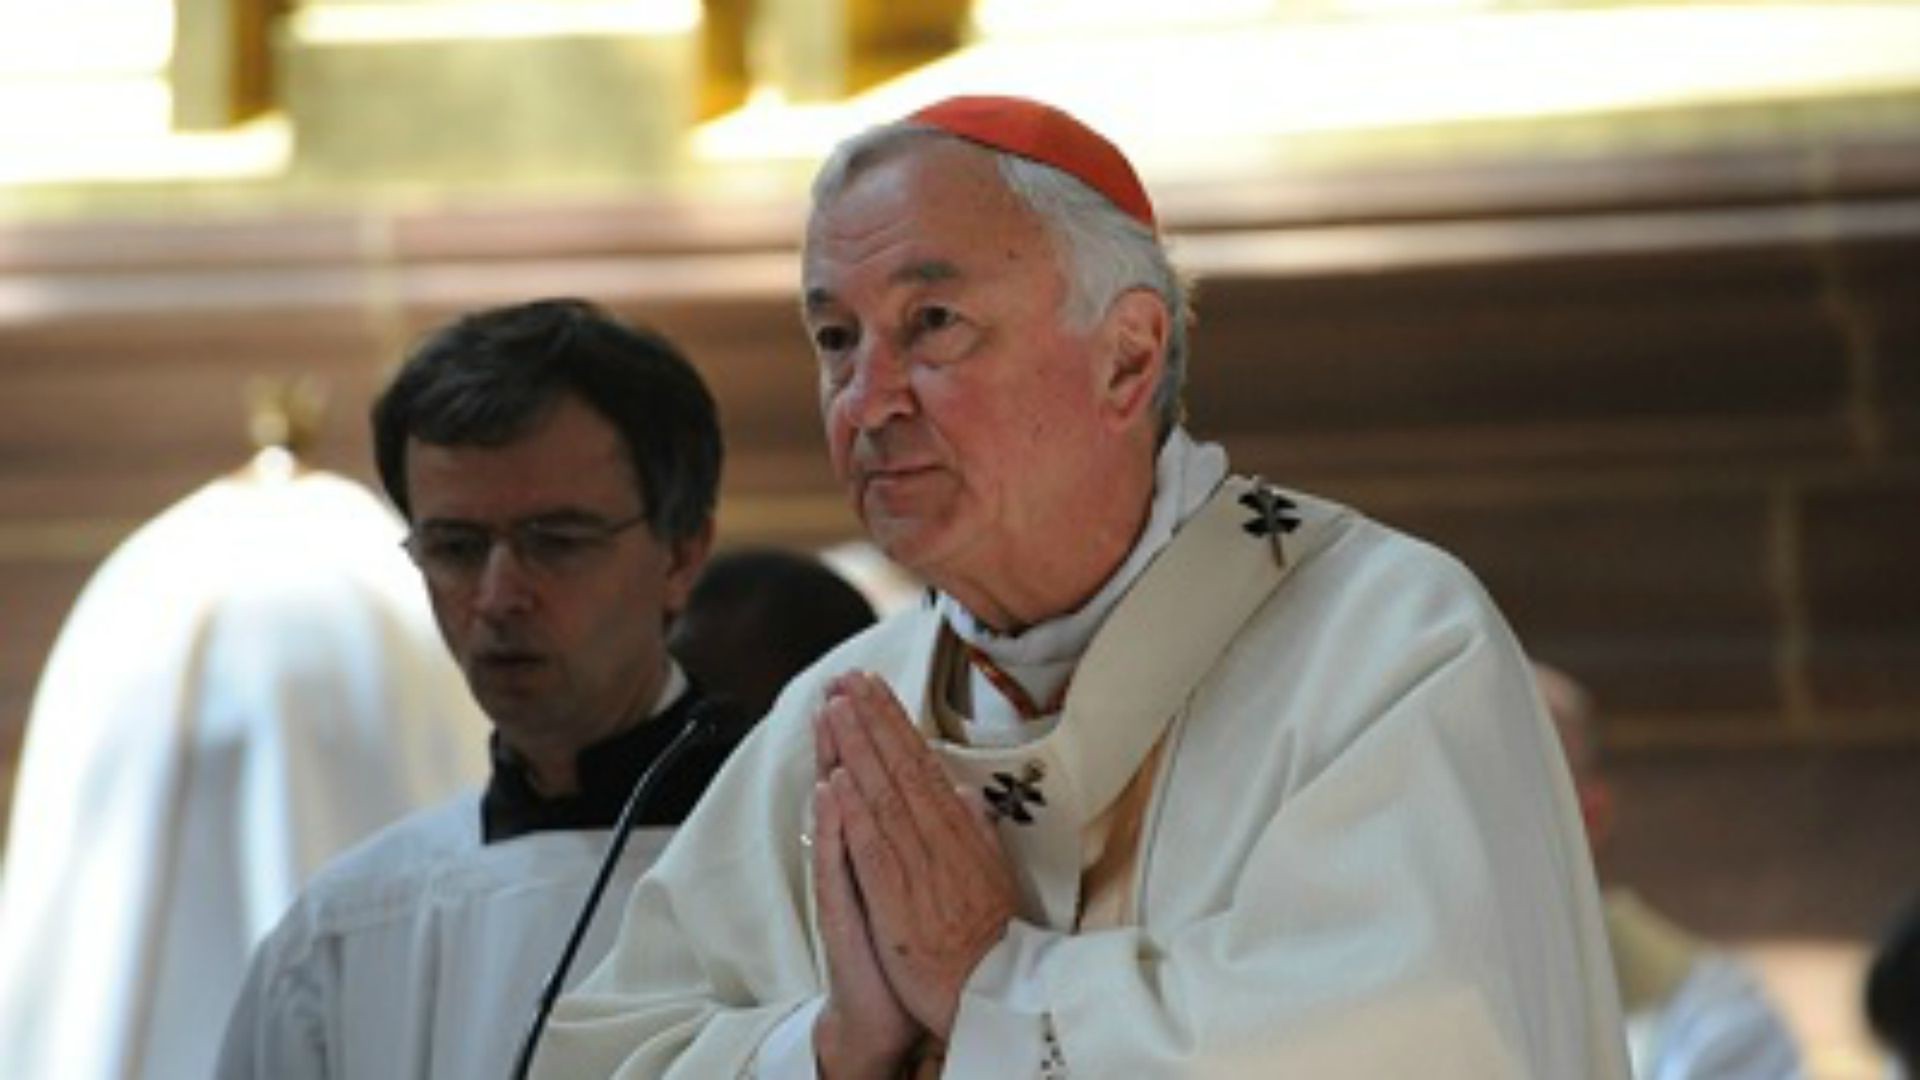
[214,916,331,1080]
[532,690,831,1079]
[944,597,1624,1078]
[751,997,825,1079]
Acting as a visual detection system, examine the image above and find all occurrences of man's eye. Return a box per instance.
[909,305,976,363]
[520,529,598,565]
[813,324,855,353]
[914,305,958,334]
[424,532,490,566]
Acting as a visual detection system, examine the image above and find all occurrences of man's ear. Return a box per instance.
[1581,777,1617,852]
[662,518,716,620]
[1098,288,1170,430]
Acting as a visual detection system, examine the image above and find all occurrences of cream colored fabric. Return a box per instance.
[536,480,1628,1079]
[1073,735,1164,932]
[0,469,489,1080]
[1609,889,1704,1018]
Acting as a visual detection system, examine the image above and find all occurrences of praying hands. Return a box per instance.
[810,672,1020,1079]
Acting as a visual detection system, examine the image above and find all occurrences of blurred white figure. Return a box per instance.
[0,453,489,1080]
[1536,662,1803,1080]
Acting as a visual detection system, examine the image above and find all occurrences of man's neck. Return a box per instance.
[940,492,1149,634]
[520,747,587,799]
[503,665,677,797]
[939,428,1227,668]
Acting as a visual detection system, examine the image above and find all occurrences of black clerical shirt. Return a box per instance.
[479,686,748,844]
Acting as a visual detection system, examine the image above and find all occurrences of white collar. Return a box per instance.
[938,427,1228,716]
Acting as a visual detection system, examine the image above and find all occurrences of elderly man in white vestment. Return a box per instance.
[534,96,1631,1079]
[218,299,743,1079]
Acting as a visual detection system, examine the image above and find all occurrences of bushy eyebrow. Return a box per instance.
[803,259,963,315]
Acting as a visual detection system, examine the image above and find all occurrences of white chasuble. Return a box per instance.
[928,476,1295,934]
[538,477,1630,1080]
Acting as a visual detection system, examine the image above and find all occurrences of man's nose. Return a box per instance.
[841,339,915,431]
[472,539,535,617]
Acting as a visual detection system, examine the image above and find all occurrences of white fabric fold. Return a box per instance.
[0,469,489,1080]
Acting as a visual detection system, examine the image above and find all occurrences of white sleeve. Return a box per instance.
[948,921,1531,1079]
[944,934,1065,1077]
[752,997,824,1080]
[532,689,839,1079]
[214,921,330,1080]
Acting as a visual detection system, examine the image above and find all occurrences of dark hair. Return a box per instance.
[1868,895,1920,1070]
[372,298,721,543]
[669,548,876,718]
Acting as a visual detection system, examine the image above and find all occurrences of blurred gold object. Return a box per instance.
[245,374,329,457]
[847,0,967,94]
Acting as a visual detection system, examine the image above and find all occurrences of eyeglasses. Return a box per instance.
[402,512,647,587]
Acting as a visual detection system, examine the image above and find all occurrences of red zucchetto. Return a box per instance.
[908,95,1157,231]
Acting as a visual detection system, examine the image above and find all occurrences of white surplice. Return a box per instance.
[215,794,675,1080]
[0,466,489,1080]
[537,473,1630,1078]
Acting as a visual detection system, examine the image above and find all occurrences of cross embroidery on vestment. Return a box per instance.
[1239,480,1301,567]
[984,761,1048,825]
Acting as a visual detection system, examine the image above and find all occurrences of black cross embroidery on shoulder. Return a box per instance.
[1239,483,1300,537]
[1239,480,1299,566]
[984,761,1047,826]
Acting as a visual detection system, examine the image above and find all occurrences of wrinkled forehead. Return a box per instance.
[808,135,1029,233]
[802,139,1055,292]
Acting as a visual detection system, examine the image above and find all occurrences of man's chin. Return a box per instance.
[475,696,567,741]
[467,664,554,712]
[865,517,955,581]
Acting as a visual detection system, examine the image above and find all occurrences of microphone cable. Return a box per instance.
[509,706,722,1080]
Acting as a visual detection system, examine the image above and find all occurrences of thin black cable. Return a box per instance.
[509,709,715,1080]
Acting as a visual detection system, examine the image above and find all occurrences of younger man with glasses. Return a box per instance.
[219,298,733,1079]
